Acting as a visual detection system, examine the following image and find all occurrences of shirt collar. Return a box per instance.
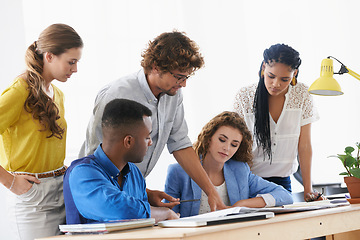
[93,144,120,179]
[138,69,158,105]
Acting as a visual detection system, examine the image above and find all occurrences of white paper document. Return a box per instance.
[240,199,350,214]
[158,200,350,228]
[59,218,155,233]
[158,207,274,228]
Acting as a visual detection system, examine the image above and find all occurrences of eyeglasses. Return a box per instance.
[169,71,191,84]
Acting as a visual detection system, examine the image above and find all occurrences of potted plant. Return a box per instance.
[329,142,360,201]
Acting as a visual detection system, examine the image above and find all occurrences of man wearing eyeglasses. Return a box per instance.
[79,31,226,212]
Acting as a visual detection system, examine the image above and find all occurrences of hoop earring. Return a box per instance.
[291,77,297,86]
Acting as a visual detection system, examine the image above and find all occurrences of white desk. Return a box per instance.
[38,204,360,240]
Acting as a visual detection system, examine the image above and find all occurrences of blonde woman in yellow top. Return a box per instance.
[0,23,83,240]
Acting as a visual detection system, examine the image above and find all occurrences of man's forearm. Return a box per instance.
[172,147,217,196]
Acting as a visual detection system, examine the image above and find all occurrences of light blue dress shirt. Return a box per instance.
[80,69,192,177]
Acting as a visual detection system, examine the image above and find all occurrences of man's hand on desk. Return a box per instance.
[207,191,227,211]
[146,188,180,208]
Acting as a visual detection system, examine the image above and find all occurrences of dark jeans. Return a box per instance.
[263,176,292,193]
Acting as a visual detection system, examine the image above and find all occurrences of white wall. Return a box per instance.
[1,0,360,238]
[0,0,26,239]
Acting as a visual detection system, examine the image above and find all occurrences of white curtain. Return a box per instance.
[1,0,360,237]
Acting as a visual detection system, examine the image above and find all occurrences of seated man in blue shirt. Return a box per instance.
[63,99,179,224]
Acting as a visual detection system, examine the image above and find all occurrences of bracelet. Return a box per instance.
[9,175,16,191]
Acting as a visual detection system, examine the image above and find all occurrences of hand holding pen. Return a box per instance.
[147,189,180,208]
[147,189,201,209]
[305,189,328,202]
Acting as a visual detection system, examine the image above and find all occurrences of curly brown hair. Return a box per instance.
[141,30,204,74]
[24,23,83,139]
[193,111,253,165]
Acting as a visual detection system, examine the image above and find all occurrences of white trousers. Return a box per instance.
[6,175,65,240]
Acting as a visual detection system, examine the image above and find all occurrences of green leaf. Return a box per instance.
[344,156,356,168]
[337,154,347,163]
[345,146,355,154]
[339,172,350,176]
[356,142,360,149]
[334,154,347,166]
[350,168,360,179]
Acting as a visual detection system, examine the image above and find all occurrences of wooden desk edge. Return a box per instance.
[37,204,360,240]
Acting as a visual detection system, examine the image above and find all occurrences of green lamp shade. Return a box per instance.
[308,58,344,96]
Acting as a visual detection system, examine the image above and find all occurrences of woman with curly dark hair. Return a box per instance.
[0,23,83,239]
[165,111,292,218]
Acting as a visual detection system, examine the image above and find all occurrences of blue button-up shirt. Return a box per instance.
[63,145,151,224]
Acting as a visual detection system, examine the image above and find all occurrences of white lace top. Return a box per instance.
[234,83,319,177]
[198,181,230,215]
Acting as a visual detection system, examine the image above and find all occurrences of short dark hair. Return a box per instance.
[101,99,152,129]
[141,30,204,74]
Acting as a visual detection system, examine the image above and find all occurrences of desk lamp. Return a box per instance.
[308,56,360,96]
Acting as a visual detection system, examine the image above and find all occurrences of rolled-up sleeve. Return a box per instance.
[166,93,192,153]
[247,169,293,206]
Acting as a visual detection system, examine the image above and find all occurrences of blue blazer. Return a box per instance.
[164,160,293,217]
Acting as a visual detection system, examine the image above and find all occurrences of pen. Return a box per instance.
[179,199,200,203]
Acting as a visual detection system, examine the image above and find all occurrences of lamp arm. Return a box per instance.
[345,67,360,81]
[329,56,350,75]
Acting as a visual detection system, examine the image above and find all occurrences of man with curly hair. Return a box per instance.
[79,31,226,211]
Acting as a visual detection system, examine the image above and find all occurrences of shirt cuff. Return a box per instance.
[256,193,276,207]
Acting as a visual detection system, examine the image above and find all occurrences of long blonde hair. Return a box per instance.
[24,23,83,139]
